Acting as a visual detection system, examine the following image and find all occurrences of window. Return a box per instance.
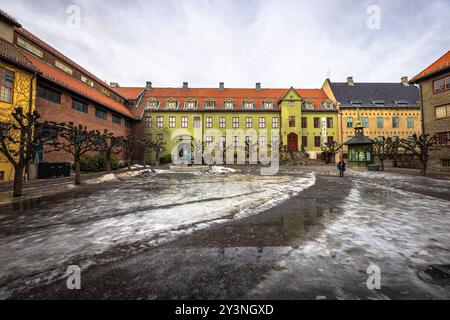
[347,117,353,128]
[202,116,211,128]
[259,117,266,128]
[288,116,295,127]
[145,116,152,128]
[219,117,226,128]
[305,101,314,110]
[156,134,164,141]
[442,159,450,167]
[181,116,188,128]
[81,76,94,87]
[407,117,414,129]
[259,136,266,147]
[101,87,110,97]
[224,100,235,110]
[300,117,307,128]
[436,131,450,145]
[157,116,163,128]
[125,120,131,128]
[314,117,320,128]
[263,100,273,110]
[314,136,321,147]
[434,76,450,93]
[327,117,333,128]
[146,99,159,109]
[37,85,61,104]
[204,100,215,110]
[243,100,254,110]
[17,37,43,58]
[112,114,121,124]
[302,136,308,147]
[194,116,201,128]
[72,99,88,113]
[0,68,14,103]
[95,108,107,120]
[55,60,73,75]
[436,105,450,119]
[362,117,369,128]
[205,136,213,147]
[169,116,176,128]
[327,136,334,145]
[232,117,239,128]
[288,101,295,107]
[377,117,384,129]
[233,136,239,147]
[166,99,178,109]
[0,171,4,181]
[184,100,196,110]
[324,101,334,110]
[272,117,279,128]
[392,117,399,128]
[246,117,253,128]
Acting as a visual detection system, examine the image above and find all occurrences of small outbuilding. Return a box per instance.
[345,109,374,167]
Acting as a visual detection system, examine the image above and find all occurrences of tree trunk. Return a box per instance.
[106,160,111,174]
[127,157,132,171]
[13,165,24,198]
[74,160,81,185]
[421,161,427,176]
[380,159,385,171]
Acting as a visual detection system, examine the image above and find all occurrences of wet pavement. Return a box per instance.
[1,166,450,299]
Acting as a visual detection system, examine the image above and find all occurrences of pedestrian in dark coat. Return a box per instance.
[337,160,346,178]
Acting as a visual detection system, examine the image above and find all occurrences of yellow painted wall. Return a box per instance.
[0,61,36,182]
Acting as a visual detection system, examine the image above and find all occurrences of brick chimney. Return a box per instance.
[256,82,262,91]
[347,77,355,86]
[401,76,409,86]
[219,82,225,91]
[183,82,189,90]
[145,81,152,90]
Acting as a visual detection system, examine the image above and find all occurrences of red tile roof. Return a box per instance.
[15,27,127,100]
[113,87,144,100]
[0,37,38,73]
[22,51,134,118]
[410,50,450,83]
[135,87,332,115]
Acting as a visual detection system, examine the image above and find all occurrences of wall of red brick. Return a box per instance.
[37,91,133,163]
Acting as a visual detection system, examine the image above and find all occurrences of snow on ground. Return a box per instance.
[206,166,239,174]
[249,178,450,300]
[0,169,315,298]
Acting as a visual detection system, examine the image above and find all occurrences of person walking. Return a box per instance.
[337,160,346,178]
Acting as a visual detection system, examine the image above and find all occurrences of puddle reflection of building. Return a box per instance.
[281,204,332,238]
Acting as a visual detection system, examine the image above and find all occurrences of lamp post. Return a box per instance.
[338,103,344,161]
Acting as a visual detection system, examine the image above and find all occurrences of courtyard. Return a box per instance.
[0,165,449,299]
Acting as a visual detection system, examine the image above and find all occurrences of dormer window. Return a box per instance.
[395,100,408,106]
[101,87,110,97]
[55,60,73,75]
[323,100,334,110]
[81,76,94,87]
[204,99,216,110]
[184,99,196,110]
[224,99,235,110]
[145,98,159,109]
[372,100,385,106]
[17,37,43,58]
[243,99,254,110]
[262,100,273,110]
[305,100,315,110]
[166,98,179,110]
[350,100,362,106]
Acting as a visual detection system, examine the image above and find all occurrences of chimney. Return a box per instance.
[109,82,120,88]
[182,82,188,90]
[347,77,355,86]
[401,76,409,86]
[146,81,152,90]
[219,82,225,91]
[256,82,262,91]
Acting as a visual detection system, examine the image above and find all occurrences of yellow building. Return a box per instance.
[0,11,38,182]
[322,77,422,155]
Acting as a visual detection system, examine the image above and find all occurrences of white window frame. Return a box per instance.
[259,117,266,129]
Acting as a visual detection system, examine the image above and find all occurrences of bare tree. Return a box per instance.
[122,135,141,170]
[401,133,436,176]
[138,137,154,168]
[96,129,122,173]
[46,122,100,184]
[0,107,42,197]
[372,136,393,171]
[321,141,342,164]
[153,139,167,166]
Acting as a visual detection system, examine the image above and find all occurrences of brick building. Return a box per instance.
[410,51,450,172]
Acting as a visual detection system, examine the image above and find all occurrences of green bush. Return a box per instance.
[79,155,120,172]
[159,154,172,165]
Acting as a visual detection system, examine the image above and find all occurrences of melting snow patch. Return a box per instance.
[206,166,239,174]
[85,173,119,184]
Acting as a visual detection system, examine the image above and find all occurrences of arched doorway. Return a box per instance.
[287,133,298,151]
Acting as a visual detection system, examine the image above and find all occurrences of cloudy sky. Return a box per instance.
[1,0,449,88]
